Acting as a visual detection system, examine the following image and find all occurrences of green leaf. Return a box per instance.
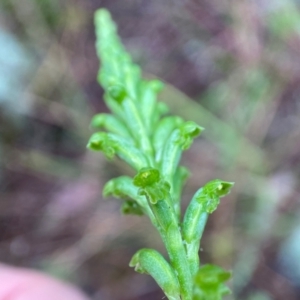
[130,248,181,300]
[193,264,231,300]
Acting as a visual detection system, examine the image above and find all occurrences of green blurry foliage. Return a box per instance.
[268,1,300,38]
[193,265,231,300]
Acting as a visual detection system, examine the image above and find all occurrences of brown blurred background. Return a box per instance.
[0,1,300,299]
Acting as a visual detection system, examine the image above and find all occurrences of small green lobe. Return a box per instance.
[196,180,234,213]
[181,121,204,138]
[133,168,160,188]
[177,121,204,150]
[87,132,116,158]
[108,85,127,103]
[133,168,171,204]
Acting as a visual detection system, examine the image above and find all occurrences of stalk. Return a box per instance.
[88,8,234,300]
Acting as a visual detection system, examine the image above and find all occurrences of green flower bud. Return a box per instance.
[130,248,181,300]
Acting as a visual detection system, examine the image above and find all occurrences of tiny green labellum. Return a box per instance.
[133,167,160,187]
[197,180,234,213]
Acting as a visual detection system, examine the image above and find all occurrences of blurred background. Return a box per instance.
[0,0,300,299]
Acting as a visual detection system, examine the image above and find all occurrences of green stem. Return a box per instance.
[150,200,193,300]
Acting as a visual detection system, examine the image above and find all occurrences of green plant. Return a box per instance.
[87,8,234,300]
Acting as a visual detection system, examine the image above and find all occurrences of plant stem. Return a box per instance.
[150,200,193,299]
